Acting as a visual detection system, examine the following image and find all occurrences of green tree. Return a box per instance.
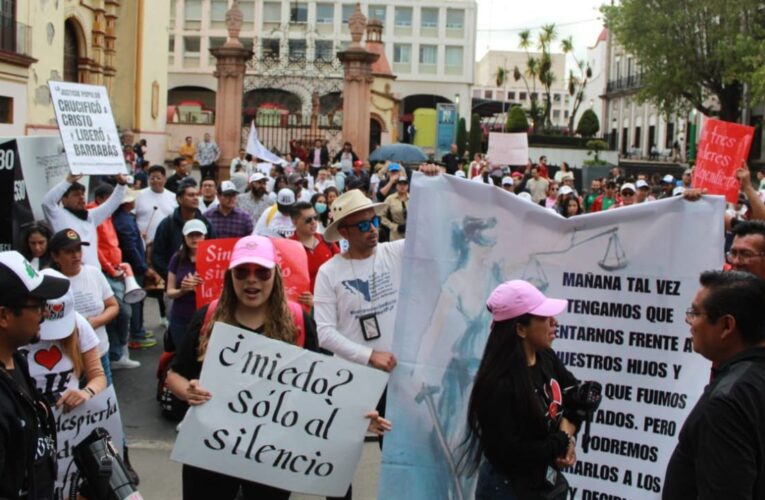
[468,113,483,159]
[576,109,600,138]
[513,25,559,131]
[456,117,468,157]
[561,36,592,133]
[602,0,765,122]
[513,30,542,133]
[506,106,530,133]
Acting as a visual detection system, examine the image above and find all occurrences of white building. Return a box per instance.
[472,50,571,129]
[573,28,608,134]
[166,0,476,151]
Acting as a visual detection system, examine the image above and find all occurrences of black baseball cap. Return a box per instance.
[0,251,69,304]
[48,229,91,253]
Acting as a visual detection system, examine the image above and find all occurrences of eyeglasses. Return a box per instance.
[685,308,707,322]
[303,216,319,224]
[725,250,765,263]
[622,191,635,197]
[232,266,273,281]
[341,215,380,233]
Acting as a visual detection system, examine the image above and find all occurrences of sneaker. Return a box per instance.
[111,355,141,370]
[128,337,157,349]
[144,330,155,339]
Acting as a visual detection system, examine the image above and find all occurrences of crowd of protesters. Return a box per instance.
[4,131,765,499]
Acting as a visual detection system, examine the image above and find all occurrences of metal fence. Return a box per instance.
[243,113,344,158]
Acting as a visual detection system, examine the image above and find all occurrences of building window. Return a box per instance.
[315,40,333,61]
[446,9,464,29]
[168,35,175,64]
[289,39,306,61]
[0,96,12,124]
[342,4,355,24]
[183,36,200,67]
[553,93,561,102]
[63,19,81,82]
[530,92,538,101]
[393,43,411,63]
[316,3,334,24]
[394,7,412,27]
[368,4,386,24]
[507,91,515,100]
[240,0,254,28]
[419,44,437,64]
[170,0,176,25]
[421,8,438,28]
[484,90,492,99]
[666,123,675,149]
[472,89,481,98]
[210,0,228,28]
[553,110,560,119]
[263,2,281,23]
[290,2,308,23]
[634,127,642,148]
[564,110,569,119]
[262,38,280,59]
[519,92,527,100]
[445,46,463,73]
[184,0,202,29]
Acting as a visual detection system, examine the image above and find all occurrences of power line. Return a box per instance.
[477,18,601,33]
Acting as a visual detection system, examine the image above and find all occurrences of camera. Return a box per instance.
[564,381,603,453]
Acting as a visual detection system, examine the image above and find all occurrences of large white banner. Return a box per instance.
[171,323,389,496]
[54,385,125,499]
[48,81,125,175]
[485,132,529,166]
[379,175,724,499]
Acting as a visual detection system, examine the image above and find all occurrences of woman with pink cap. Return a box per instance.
[460,280,582,499]
[165,235,390,499]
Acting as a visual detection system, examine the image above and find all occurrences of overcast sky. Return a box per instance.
[475,0,608,64]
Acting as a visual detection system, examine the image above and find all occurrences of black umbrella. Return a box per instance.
[368,143,428,163]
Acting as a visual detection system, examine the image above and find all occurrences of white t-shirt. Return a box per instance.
[135,188,178,243]
[69,265,114,356]
[20,312,100,396]
[253,206,296,238]
[314,240,405,365]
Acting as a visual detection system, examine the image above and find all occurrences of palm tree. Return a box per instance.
[561,35,593,133]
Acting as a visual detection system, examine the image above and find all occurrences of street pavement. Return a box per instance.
[113,297,383,499]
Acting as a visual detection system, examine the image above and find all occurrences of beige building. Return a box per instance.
[0,0,169,164]
[473,50,571,129]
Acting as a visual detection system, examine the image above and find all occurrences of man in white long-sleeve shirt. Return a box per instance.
[42,173,127,268]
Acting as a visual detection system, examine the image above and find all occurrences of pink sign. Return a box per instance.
[692,117,755,203]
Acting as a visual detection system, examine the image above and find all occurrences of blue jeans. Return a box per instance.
[105,276,131,361]
[130,274,148,340]
[475,461,518,500]
[168,316,191,351]
[100,353,113,386]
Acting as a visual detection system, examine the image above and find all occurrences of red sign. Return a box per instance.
[195,237,311,309]
[692,117,755,203]
[196,238,238,308]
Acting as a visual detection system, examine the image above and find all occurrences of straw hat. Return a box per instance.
[324,189,384,242]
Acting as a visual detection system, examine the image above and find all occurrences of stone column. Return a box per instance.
[337,4,379,162]
[210,2,252,180]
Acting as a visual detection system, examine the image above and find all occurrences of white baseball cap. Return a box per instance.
[501,176,514,186]
[672,186,686,196]
[635,179,650,189]
[559,185,574,196]
[182,219,208,236]
[249,172,267,183]
[220,180,238,194]
[518,192,533,202]
[620,182,637,194]
[662,174,675,184]
[39,269,76,340]
[277,188,296,206]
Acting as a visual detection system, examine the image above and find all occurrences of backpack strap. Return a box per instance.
[287,300,305,347]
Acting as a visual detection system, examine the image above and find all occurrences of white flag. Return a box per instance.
[246,121,287,166]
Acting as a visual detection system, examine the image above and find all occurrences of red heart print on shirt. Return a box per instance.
[34,346,63,371]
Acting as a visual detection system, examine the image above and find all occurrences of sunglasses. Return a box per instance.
[303,215,319,224]
[232,266,273,281]
[341,215,380,233]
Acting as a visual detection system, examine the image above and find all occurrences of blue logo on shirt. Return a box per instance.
[342,279,371,301]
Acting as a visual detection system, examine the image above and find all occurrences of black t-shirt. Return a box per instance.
[172,305,320,381]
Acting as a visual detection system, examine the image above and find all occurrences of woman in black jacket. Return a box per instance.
[461,280,582,499]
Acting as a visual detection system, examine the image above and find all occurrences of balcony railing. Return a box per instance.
[0,16,32,57]
[606,73,643,93]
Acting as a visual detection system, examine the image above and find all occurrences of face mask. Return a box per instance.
[314,202,328,214]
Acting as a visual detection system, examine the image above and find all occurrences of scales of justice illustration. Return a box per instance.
[523,227,629,290]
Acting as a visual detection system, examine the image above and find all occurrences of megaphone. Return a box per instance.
[120,263,147,305]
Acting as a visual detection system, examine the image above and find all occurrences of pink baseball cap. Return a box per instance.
[228,235,276,270]
[486,280,567,322]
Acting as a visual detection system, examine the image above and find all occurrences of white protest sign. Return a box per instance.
[53,385,125,500]
[485,132,529,166]
[171,323,389,496]
[48,81,125,175]
[379,174,723,499]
